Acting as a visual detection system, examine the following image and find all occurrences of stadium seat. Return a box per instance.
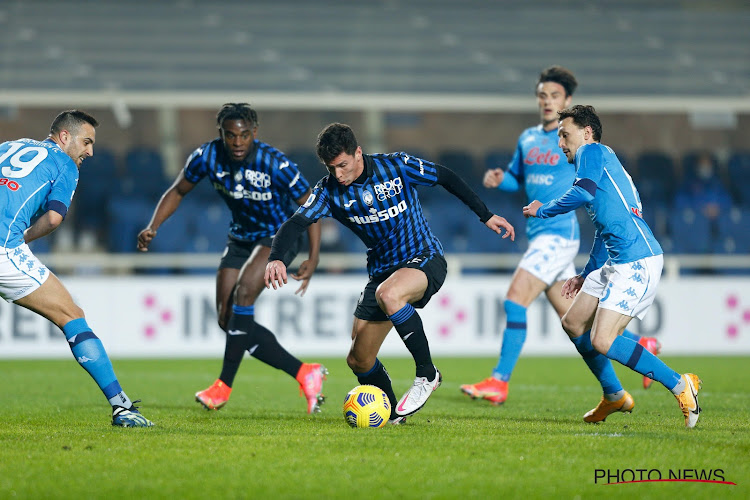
[681,151,718,182]
[106,196,154,253]
[437,150,477,178]
[635,152,677,207]
[423,200,469,253]
[727,151,750,206]
[186,200,231,253]
[669,208,712,254]
[122,147,170,199]
[286,148,324,185]
[484,149,514,171]
[73,147,120,235]
[716,208,750,254]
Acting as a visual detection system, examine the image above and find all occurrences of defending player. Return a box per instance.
[523,105,701,428]
[461,66,661,411]
[1,110,153,427]
[137,103,327,414]
[265,123,515,424]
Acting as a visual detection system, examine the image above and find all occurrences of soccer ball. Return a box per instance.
[342,385,391,428]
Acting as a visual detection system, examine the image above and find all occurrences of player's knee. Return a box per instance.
[346,350,374,373]
[590,334,611,354]
[560,312,581,337]
[374,285,400,313]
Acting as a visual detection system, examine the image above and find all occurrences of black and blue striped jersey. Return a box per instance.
[184,138,310,242]
[296,152,444,276]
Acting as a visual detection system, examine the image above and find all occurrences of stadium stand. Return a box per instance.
[635,151,678,207]
[1,1,747,96]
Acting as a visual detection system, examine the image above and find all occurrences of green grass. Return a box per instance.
[1,356,748,499]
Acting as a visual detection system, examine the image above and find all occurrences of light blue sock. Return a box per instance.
[492,300,527,382]
[570,331,623,394]
[63,318,131,408]
[606,335,681,390]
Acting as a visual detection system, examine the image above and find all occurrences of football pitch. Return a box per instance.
[1,356,747,499]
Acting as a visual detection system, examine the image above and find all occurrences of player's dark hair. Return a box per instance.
[49,110,98,135]
[558,105,602,141]
[216,103,258,128]
[538,66,578,97]
[316,123,358,164]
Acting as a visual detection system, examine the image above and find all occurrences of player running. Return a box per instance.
[137,103,326,414]
[524,105,701,428]
[1,110,153,427]
[461,66,661,413]
[265,123,515,424]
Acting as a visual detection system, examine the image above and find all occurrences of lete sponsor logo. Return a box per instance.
[523,147,560,166]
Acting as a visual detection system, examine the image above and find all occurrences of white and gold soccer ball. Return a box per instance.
[342,385,391,428]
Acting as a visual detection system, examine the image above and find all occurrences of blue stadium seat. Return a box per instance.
[74,147,120,235]
[423,200,469,253]
[122,147,170,199]
[286,148,324,186]
[106,196,154,253]
[635,151,677,206]
[716,208,750,254]
[186,200,231,253]
[727,151,750,206]
[669,208,712,254]
[484,149,514,171]
[437,150,476,177]
[681,151,718,182]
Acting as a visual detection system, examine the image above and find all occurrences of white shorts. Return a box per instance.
[518,234,579,286]
[581,254,663,320]
[0,244,50,302]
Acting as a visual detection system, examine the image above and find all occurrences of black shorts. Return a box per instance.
[218,236,301,270]
[354,253,448,322]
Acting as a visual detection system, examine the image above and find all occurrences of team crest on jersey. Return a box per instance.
[362,190,374,206]
[234,171,244,183]
[373,178,403,201]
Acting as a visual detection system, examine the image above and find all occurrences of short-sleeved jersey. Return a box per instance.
[506,125,579,240]
[0,138,78,248]
[296,153,443,276]
[575,143,663,263]
[184,138,311,242]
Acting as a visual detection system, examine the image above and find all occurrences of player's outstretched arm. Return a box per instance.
[137,173,195,252]
[485,214,515,241]
[23,210,64,244]
[265,260,288,289]
[561,275,585,299]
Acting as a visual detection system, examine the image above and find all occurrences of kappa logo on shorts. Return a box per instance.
[629,273,644,283]
[624,287,638,297]
[616,300,630,311]
[631,262,644,271]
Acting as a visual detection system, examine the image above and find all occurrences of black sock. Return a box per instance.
[389,304,436,379]
[219,309,255,387]
[355,358,398,419]
[249,323,303,378]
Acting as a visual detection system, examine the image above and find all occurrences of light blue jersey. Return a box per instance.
[536,143,663,277]
[0,138,78,248]
[500,125,579,241]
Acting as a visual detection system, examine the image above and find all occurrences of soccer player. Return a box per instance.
[523,105,702,428]
[265,123,515,424]
[461,66,661,409]
[0,110,153,427]
[137,103,327,414]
